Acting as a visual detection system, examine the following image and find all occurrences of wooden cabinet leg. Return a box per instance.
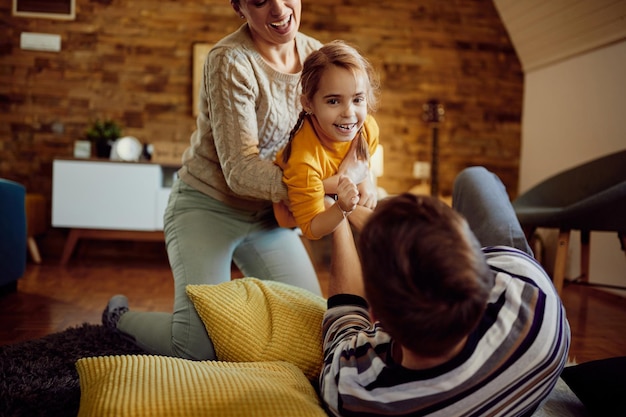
[28,237,42,264]
[60,229,81,266]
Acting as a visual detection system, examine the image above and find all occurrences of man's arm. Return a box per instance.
[328,219,365,298]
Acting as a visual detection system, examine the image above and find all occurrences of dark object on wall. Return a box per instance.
[12,0,75,20]
[512,149,626,295]
[422,99,445,198]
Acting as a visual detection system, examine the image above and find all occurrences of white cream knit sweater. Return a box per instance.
[178,24,322,211]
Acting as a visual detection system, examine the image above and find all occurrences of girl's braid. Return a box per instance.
[282,110,308,164]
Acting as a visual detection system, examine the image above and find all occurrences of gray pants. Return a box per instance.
[452,167,532,256]
[118,179,321,360]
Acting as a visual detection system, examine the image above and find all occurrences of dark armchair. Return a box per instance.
[0,178,27,293]
[512,149,626,295]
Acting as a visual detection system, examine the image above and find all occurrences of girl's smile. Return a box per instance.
[303,65,368,146]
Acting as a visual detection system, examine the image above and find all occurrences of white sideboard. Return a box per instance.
[52,159,177,264]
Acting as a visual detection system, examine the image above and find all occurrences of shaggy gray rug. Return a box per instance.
[0,323,147,417]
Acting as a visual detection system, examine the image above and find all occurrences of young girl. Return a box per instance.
[275,40,381,240]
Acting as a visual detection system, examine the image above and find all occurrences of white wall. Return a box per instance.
[520,40,626,296]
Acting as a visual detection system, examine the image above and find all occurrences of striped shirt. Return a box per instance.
[320,246,571,417]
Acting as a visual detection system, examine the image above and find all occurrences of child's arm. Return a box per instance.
[320,192,373,232]
[310,176,359,239]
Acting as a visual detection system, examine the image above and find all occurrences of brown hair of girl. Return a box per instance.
[282,40,380,164]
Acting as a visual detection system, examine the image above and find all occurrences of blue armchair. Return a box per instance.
[0,178,27,293]
[512,150,626,295]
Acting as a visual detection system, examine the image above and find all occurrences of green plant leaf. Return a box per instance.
[85,119,122,142]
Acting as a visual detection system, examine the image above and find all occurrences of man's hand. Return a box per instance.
[357,175,377,210]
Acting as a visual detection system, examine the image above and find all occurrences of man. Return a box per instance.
[320,166,570,417]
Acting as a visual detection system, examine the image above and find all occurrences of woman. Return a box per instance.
[103,0,324,361]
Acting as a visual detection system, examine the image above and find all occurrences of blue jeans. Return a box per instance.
[118,179,321,360]
[452,167,532,256]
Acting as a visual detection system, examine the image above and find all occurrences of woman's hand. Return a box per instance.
[273,201,298,228]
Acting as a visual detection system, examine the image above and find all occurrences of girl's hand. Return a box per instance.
[336,175,359,213]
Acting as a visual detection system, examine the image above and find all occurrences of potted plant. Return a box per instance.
[85,119,122,158]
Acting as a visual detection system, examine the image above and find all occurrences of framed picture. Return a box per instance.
[192,43,213,117]
[12,0,76,20]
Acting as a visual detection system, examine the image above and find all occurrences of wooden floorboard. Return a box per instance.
[1,250,625,364]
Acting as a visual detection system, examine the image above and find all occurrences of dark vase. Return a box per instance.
[95,141,112,159]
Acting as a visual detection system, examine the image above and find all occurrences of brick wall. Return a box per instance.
[0,0,522,231]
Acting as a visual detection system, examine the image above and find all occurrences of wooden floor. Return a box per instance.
[1,245,625,364]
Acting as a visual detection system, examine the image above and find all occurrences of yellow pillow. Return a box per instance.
[76,355,327,417]
[186,278,326,381]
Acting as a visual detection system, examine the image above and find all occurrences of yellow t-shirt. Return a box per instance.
[276,115,379,239]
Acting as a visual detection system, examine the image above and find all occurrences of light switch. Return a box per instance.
[412,161,431,180]
[20,32,62,52]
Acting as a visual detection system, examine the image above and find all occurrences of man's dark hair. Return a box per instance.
[358,193,493,357]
